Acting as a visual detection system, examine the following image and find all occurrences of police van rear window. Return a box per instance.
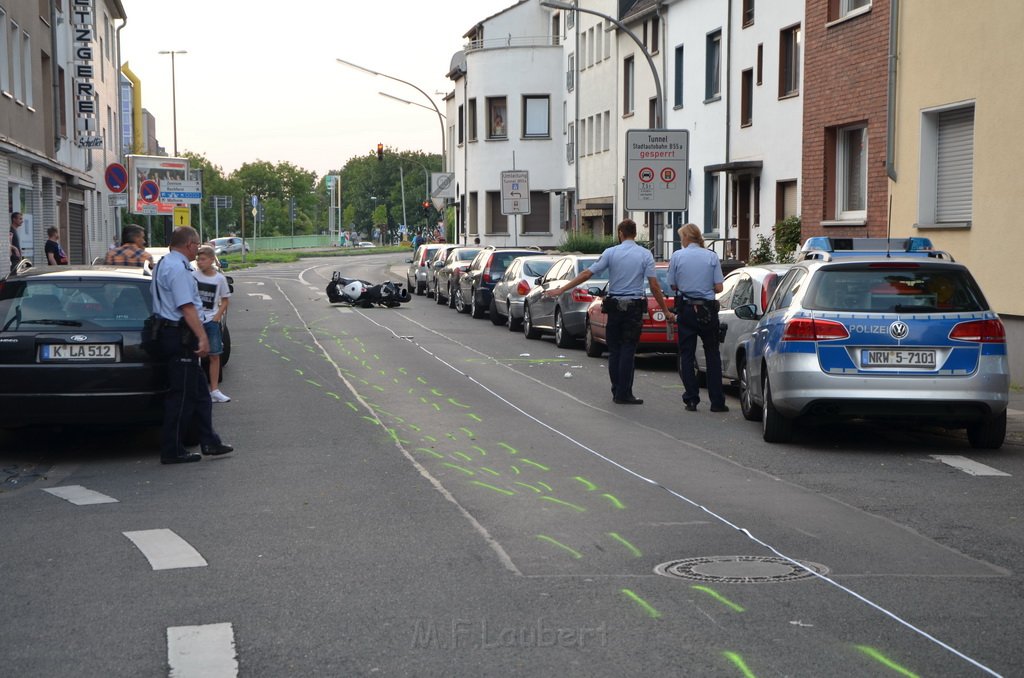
[803,266,987,313]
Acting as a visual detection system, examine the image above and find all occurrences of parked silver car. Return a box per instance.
[406,244,449,296]
[432,247,481,308]
[696,263,792,385]
[425,245,458,299]
[521,254,607,348]
[489,255,560,330]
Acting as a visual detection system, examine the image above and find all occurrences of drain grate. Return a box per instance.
[655,556,829,583]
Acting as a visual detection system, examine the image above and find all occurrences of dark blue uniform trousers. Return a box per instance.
[676,304,726,408]
[159,326,219,460]
[605,303,645,401]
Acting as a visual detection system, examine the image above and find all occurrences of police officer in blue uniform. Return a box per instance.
[666,223,727,412]
[152,226,234,463]
[545,219,673,404]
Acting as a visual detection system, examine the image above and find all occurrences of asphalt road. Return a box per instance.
[2,252,1022,677]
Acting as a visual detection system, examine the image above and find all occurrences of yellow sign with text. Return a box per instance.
[173,206,191,227]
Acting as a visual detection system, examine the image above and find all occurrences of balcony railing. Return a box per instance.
[465,35,560,51]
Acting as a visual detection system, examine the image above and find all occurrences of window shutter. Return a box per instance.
[935,107,974,223]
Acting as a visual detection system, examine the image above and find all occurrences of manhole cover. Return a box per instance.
[655,556,829,583]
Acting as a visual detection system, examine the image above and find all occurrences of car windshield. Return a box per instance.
[455,248,481,262]
[803,266,987,313]
[0,279,153,331]
[643,268,671,294]
[522,260,555,277]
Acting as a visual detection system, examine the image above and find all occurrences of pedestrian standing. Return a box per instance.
[666,223,727,412]
[544,218,673,404]
[151,226,234,464]
[9,212,23,273]
[193,244,232,403]
[106,224,153,267]
[44,227,69,265]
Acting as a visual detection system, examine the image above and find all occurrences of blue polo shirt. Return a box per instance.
[666,243,724,301]
[588,239,655,298]
[151,250,202,321]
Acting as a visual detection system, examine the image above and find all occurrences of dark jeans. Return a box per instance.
[158,326,219,460]
[605,301,645,401]
[676,304,725,408]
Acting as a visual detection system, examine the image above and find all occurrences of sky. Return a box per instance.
[118,0,518,178]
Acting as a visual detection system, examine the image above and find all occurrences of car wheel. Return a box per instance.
[523,304,541,339]
[507,302,522,332]
[761,376,793,443]
[967,409,1006,450]
[739,360,761,422]
[220,323,231,368]
[489,298,504,325]
[554,309,574,348]
[447,284,456,309]
[454,287,469,314]
[435,282,445,304]
[584,321,603,357]
[471,288,487,318]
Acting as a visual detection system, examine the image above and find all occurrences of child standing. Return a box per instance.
[193,245,232,402]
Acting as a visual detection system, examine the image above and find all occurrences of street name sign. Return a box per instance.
[162,179,202,205]
[625,129,689,211]
[501,170,531,215]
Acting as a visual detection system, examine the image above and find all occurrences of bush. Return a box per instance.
[559,232,617,254]
[748,216,801,265]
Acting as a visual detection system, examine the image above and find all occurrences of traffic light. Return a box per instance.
[377,143,383,161]
[422,201,430,217]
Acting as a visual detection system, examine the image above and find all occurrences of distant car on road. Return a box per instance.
[355,241,377,249]
[211,236,249,256]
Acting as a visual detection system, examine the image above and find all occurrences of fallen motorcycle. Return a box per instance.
[326,272,410,308]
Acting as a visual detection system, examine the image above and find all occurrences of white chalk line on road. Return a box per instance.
[123,529,208,571]
[167,623,238,678]
[354,307,1003,678]
[931,455,1011,477]
[43,485,118,505]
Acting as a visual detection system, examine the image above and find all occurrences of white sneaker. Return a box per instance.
[210,389,231,403]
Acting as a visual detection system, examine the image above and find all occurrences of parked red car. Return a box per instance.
[583,263,675,357]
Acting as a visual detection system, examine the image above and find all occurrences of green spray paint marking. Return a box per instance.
[536,535,583,559]
[361,416,380,424]
[359,379,369,385]
[379,370,387,376]
[305,380,322,388]
[520,458,549,471]
[446,432,457,441]
[393,378,400,384]
[431,388,444,397]
[294,368,304,376]
[470,481,517,496]
[607,532,642,558]
[514,482,542,493]
[420,396,429,404]
[466,413,482,422]
[471,445,487,457]
[452,451,473,463]
[497,442,518,455]
[373,354,380,360]
[536,481,553,492]
[447,398,471,408]
[345,402,359,411]
[574,476,598,491]
[280,356,291,362]
[854,646,920,678]
[415,448,444,459]
[423,435,438,443]
[459,427,475,438]
[372,385,385,392]
[509,465,521,475]
[441,463,475,477]
[620,589,661,619]
[432,403,441,412]
[417,377,428,384]
[326,392,340,400]
[410,388,418,395]
[691,586,745,613]
[722,652,757,678]
[480,467,501,477]
[601,494,626,510]
[270,348,280,355]
[540,496,586,513]
[398,367,408,375]
[408,423,421,432]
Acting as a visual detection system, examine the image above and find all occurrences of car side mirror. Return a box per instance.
[535,277,544,285]
[587,286,604,297]
[734,303,760,320]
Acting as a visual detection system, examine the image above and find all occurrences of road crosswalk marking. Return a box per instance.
[930,455,1011,477]
[42,485,118,505]
[167,623,238,677]
[123,529,208,570]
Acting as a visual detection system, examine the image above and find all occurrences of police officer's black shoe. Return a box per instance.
[613,396,644,405]
[684,401,698,412]
[709,404,730,413]
[201,442,234,456]
[162,453,201,464]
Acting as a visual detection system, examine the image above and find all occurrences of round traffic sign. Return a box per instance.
[105,163,128,193]
[140,179,160,204]
[660,167,677,183]
[639,167,655,183]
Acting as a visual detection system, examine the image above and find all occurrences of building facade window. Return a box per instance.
[522,191,550,233]
[776,180,798,223]
[779,24,801,97]
[523,95,550,137]
[650,16,660,53]
[21,31,30,107]
[487,191,507,234]
[567,53,574,92]
[740,69,753,126]
[705,30,721,101]
[673,44,684,108]
[831,0,871,21]
[10,20,21,102]
[623,55,634,115]
[742,0,755,27]
[467,98,477,141]
[603,111,610,150]
[567,121,575,164]
[919,104,974,226]
[457,104,464,145]
[0,9,8,94]
[836,125,867,220]
[487,97,507,139]
[704,173,720,233]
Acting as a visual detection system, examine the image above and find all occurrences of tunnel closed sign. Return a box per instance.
[625,129,689,211]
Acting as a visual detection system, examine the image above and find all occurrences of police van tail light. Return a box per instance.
[782,317,850,342]
[571,288,595,303]
[949,319,1005,343]
[516,280,531,296]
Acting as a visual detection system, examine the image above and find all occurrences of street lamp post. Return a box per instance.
[157,50,188,155]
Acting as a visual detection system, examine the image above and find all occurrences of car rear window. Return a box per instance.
[522,260,555,277]
[803,265,987,313]
[0,279,153,330]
